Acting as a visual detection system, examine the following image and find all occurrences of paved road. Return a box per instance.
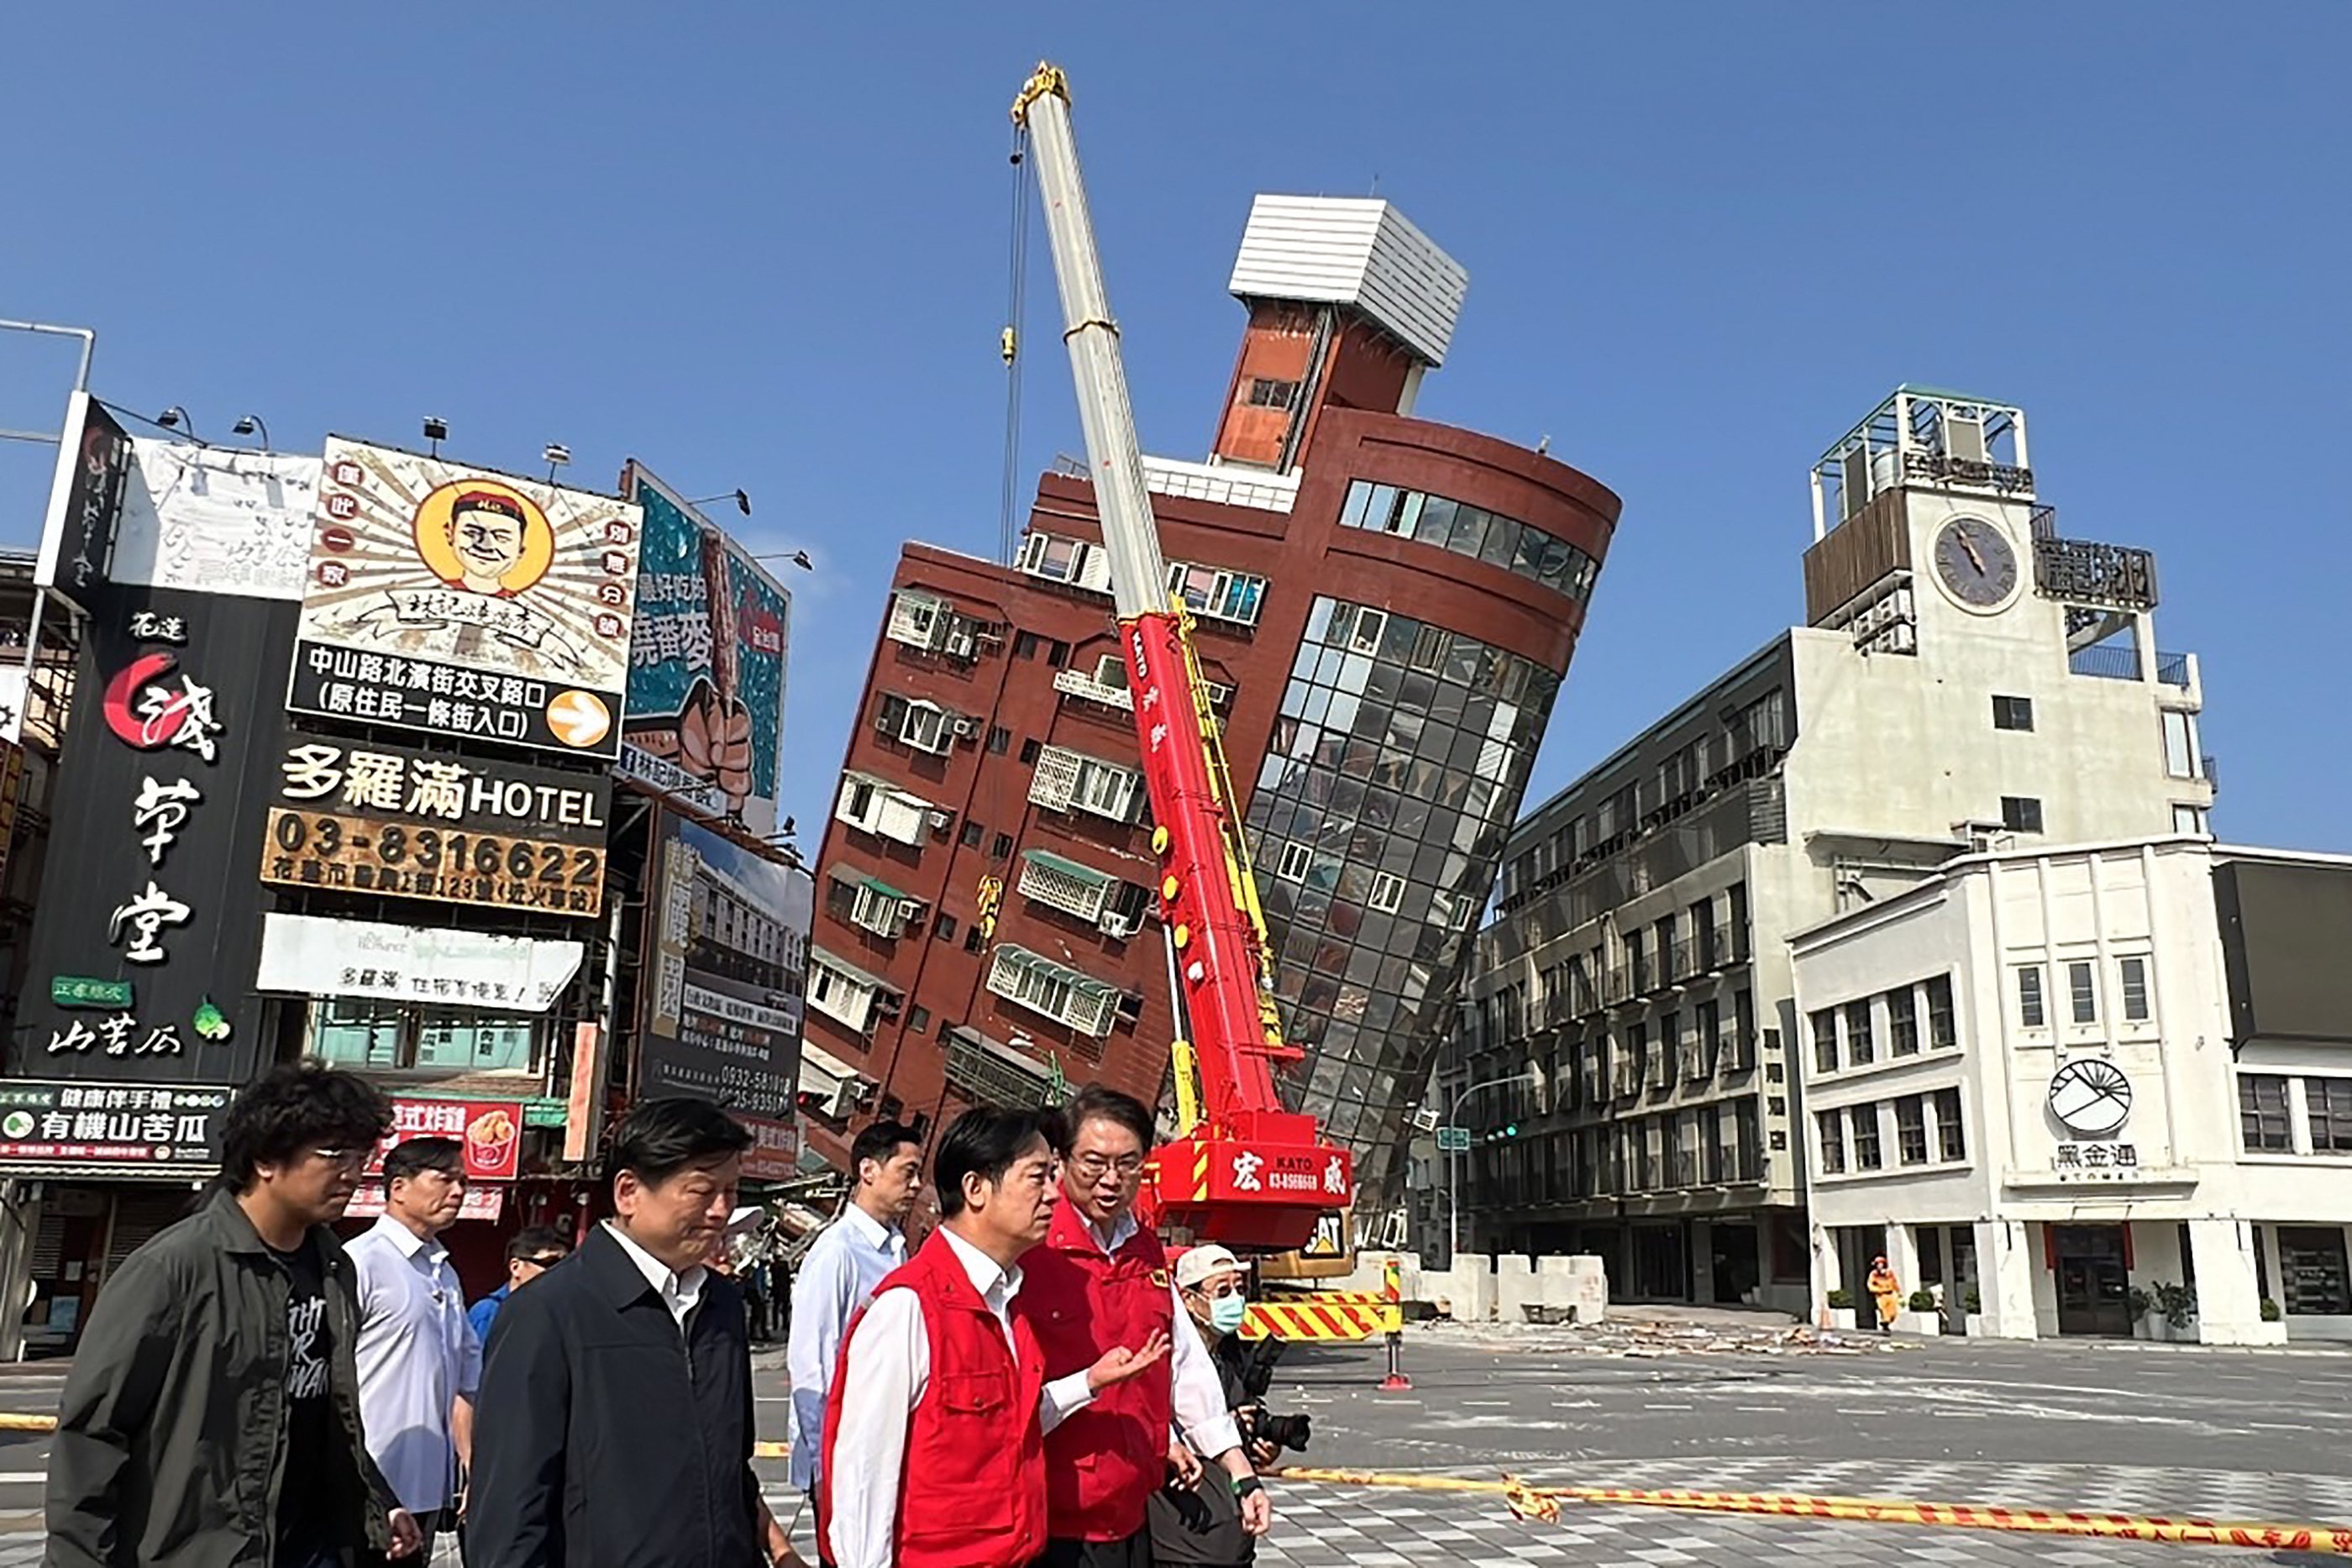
[0,1329,2344,1565]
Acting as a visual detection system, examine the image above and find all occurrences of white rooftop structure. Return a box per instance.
[1227,196,1468,368]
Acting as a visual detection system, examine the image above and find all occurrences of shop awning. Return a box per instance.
[810,946,897,994]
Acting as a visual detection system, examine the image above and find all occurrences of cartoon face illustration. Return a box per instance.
[450,492,528,589]
[412,479,555,597]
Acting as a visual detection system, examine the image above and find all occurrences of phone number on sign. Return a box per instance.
[260,808,605,915]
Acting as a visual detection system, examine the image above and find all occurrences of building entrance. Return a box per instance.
[2053,1224,2133,1336]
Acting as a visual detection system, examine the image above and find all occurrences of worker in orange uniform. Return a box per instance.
[1866,1256,1903,1333]
[1020,1087,1272,1568]
[819,1104,1172,1568]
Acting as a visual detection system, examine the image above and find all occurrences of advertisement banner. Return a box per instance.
[347,1184,504,1223]
[738,1114,801,1182]
[0,1081,232,1174]
[617,463,790,837]
[35,392,135,607]
[255,912,583,1012]
[258,735,610,917]
[290,438,643,758]
[371,1096,524,1182]
[109,442,318,601]
[8,586,298,1087]
[638,810,811,1119]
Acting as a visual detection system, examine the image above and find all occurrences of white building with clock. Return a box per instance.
[1448,386,2222,1314]
[1792,836,2352,1345]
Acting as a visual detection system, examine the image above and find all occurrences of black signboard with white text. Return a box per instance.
[8,586,297,1085]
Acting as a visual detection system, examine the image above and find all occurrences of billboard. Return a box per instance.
[617,463,790,837]
[290,438,643,757]
[0,1081,232,1176]
[34,392,135,608]
[109,441,318,601]
[638,809,811,1120]
[8,585,298,1086]
[255,912,584,1013]
[258,734,611,918]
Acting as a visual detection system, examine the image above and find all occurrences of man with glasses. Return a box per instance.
[47,1062,424,1568]
[1148,1245,1268,1568]
[1019,1087,1271,1568]
[468,1226,574,1345]
[349,1137,483,1560]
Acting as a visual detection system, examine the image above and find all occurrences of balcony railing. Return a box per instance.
[2202,753,2220,789]
[2069,643,2142,681]
[2155,651,2192,687]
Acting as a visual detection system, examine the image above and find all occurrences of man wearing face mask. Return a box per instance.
[1147,1245,1263,1568]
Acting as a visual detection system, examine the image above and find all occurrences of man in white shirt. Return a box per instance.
[786,1119,921,1493]
[823,1104,1172,1568]
[347,1136,480,1558]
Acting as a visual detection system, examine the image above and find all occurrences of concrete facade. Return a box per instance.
[1452,388,2213,1311]
[1793,837,2352,1345]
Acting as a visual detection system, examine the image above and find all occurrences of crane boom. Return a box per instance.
[1013,63,1350,1249]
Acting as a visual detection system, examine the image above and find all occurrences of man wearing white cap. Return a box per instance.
[1147,1245,1265,1568]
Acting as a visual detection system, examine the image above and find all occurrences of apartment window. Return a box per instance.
[1731,989,1756,1071]
[1817,1109,1846,1174]
[1014,632,1042,659]
[1734,1101,1762,1181]
[933,915,959,944]
[1277,842,1311,883]
[2017,965,2046,1027]
[1845,999,1875,1066]
[1369,872,1404,914]
[1850,1104,1882,1170]
[1626,1022,1649,1099]
[963,925,987,954]
[959,820,984,849]
[2308,1078,2352,1154]
[2239,1074,2292,1152]
[906,1004,932,1034]
[1246,376,1299,409]
[2173,804,2209,836]
[311,999,542,1074]
[1018,738,1042,766]
[1168,561,1269,627]
[1926,975,1956,1049]
[1810,1009,1840,1075]
[2118,957,2151,1023]
[1697,998,1722,1077]
[2001,796,2045,834]
[2068,961,2098,1025]
[991,832,1014,859]
[986,725,1011,756]
[1656,1010,1681,1088]
[1935,1087,1966,1161]
[1046,640,1069,668]
[1895,1095,1929,1165]
[1888,987,1919,1056]
[2161,709,2199,779]
[1992,695,2034,732]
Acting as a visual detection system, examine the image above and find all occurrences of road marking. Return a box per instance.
[0,1471,46,1483]
[1462,1400,1510,1408]
[1648,1402,1693,1410]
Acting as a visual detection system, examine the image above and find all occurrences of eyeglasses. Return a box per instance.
[310,1147,370,1168]
[520,1255,567,1269]
[1068,1153,1146,1183]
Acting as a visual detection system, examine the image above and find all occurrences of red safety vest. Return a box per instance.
[818,1231,1047,1568]
[1018,1203,1177,1542]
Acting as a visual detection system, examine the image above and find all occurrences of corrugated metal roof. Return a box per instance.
[1227,195,1468,367]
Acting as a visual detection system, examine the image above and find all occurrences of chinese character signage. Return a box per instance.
[638,809,811,1119]
[370,1096,525,1183]
[2053,1139,2144,1180]
[8,586,297,1088]
[109,443,319,602]
[738,1114,801,1183]
[617,463,791,837]
[255,912,583,1012]
[289,439,643,757]
[34,393,135,608]
[346,1185,506,1223]
[0,1081,232,1174]
[259,737,610,916]
[2034,537,2159,611]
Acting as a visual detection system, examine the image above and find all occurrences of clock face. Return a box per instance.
[1932,517,2019,610]
[2048,1059,2133,1136]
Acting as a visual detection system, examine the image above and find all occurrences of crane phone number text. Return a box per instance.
[260,808,606,916]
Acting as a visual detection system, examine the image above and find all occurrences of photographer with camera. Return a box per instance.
[1147,1245,1310,1568]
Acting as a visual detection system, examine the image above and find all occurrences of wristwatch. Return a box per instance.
[1231,1475,1265,1499]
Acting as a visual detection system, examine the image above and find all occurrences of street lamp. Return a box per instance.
[1446,1068,1539,1263]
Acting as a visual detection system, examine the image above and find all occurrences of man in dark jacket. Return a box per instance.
[45,1061,423,1568]
[468,1097,776,1568]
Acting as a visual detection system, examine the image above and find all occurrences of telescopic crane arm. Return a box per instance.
[1012,64,1350,1249]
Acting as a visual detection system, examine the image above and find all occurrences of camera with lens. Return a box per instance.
[1239,1403,1312,1455]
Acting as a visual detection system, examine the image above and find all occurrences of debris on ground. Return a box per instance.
[1416,1309,1921,1358]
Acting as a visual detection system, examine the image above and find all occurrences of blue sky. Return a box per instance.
[3,6,2344,851]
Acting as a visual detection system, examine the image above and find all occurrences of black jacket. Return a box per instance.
[466,1224,761,1568]
[45,1188,399,1568]
[1146,1331,1255,1566]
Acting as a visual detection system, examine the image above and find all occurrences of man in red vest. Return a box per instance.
[1021,1086,1273,1568]
[820,1104,1172,1568]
